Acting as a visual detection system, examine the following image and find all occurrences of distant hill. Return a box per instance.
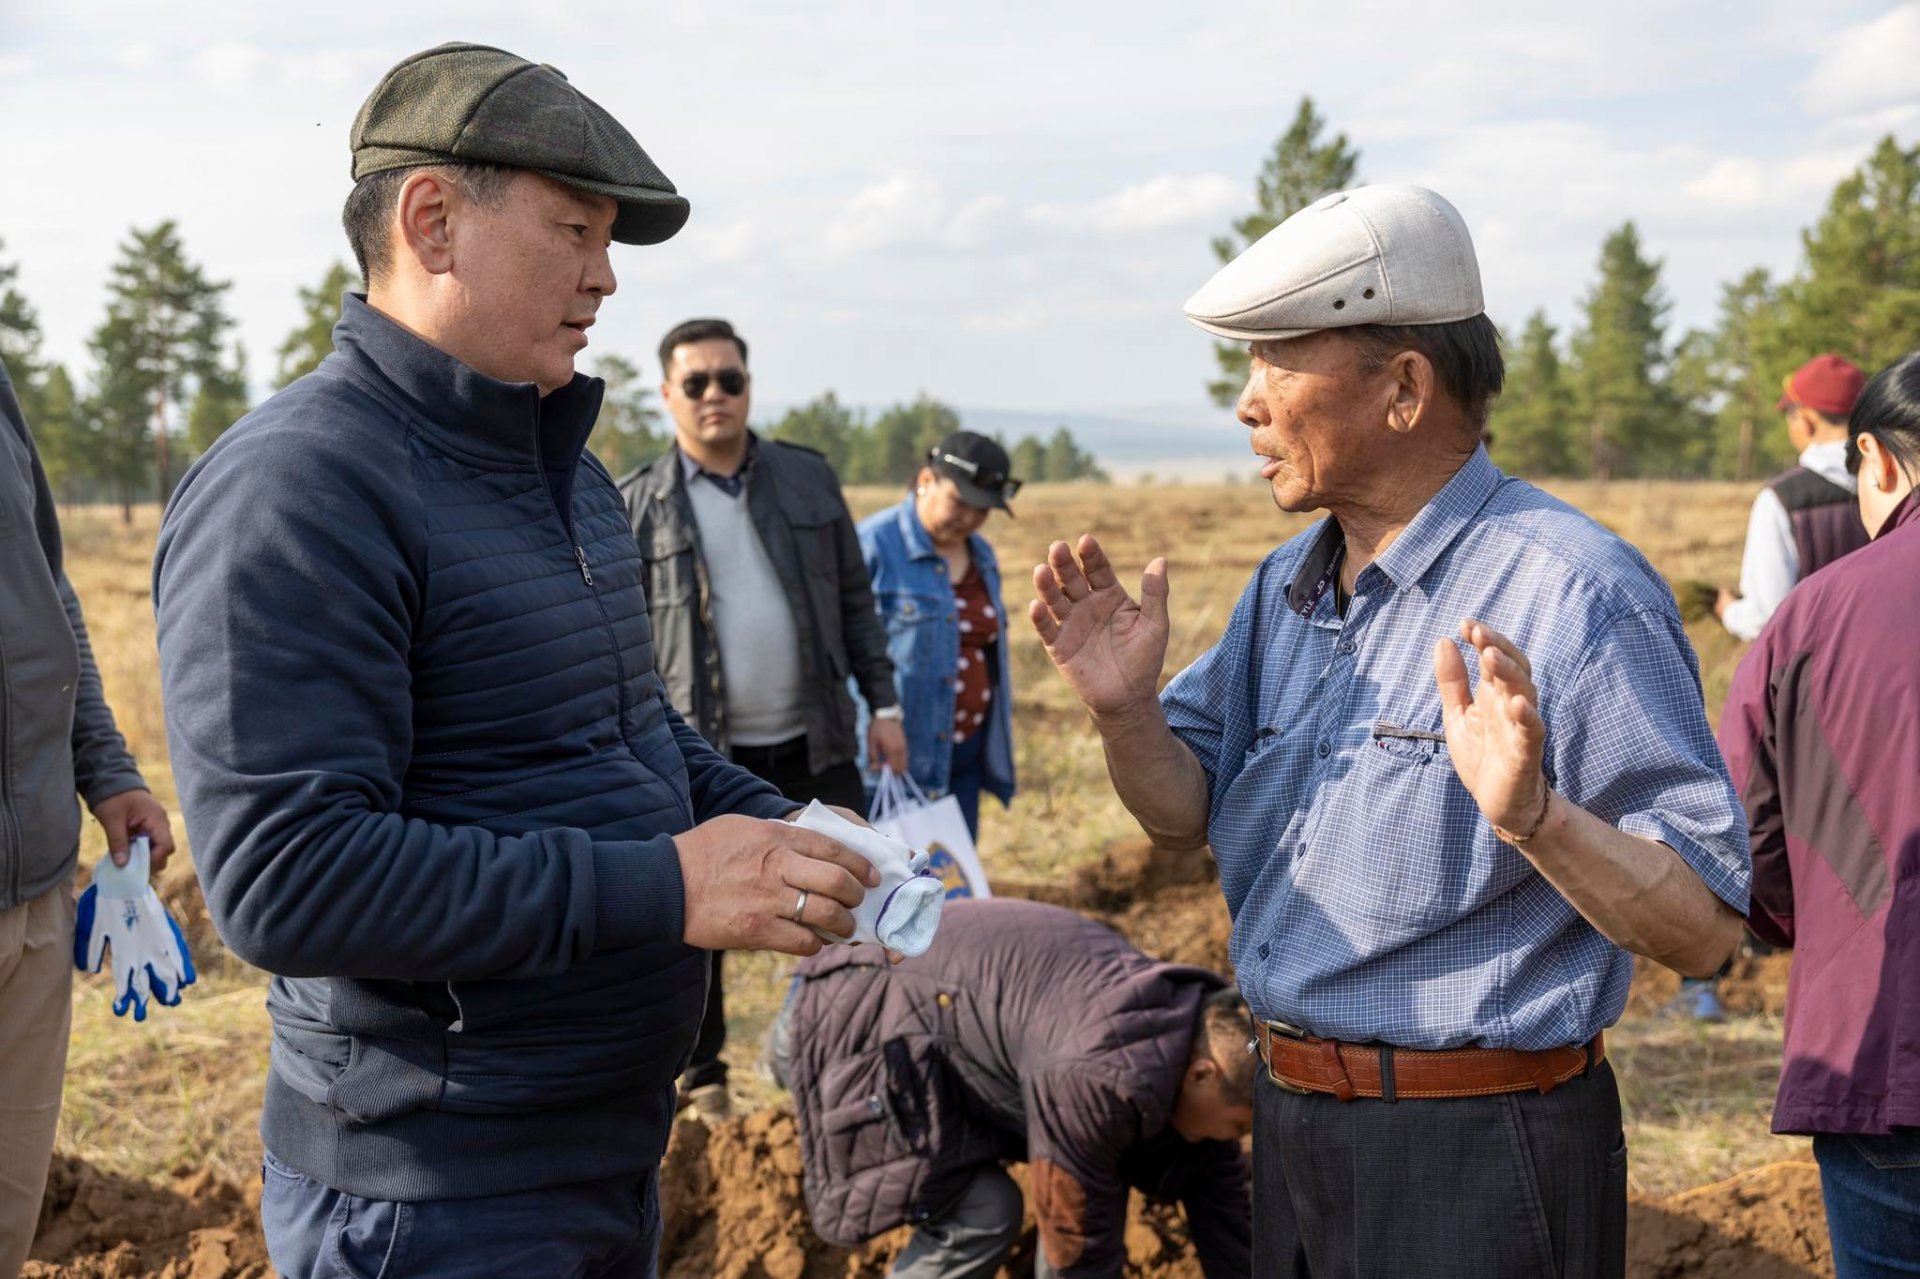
[757,400,1256,482]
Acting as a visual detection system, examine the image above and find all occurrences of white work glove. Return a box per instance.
[793,801,946,957]
[73,836,197,1021]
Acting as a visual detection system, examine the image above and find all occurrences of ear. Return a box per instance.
[396,172,457,277]
[1185,1054,1220,1088]
[1859,433,1895,492]
[1383,350,1435,436]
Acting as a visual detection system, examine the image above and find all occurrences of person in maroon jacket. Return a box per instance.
[1718,350,1920,1276]
[771,899,1254,1278]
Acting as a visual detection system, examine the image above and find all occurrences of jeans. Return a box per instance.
[1815,1128,1920,1277]
[947,729,986,838]
[260,1152,661,1279]
[682,735,866,1092]
[1253,1057,1627,1277]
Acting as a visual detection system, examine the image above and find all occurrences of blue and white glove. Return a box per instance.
[73,836,197,1021]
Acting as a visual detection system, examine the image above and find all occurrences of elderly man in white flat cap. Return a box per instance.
[1031,185,1751,1276]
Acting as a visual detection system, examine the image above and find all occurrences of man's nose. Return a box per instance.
[1236,372,1264,429]
[585,243,617,298]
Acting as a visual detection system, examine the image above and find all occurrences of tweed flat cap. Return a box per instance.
[1184,184,1482,341]
[351,42,689,245]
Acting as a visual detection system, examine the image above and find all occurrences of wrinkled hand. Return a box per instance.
[1030,535,1170,720]
[1433,620,1550,835]
[868,718,909,774]
[674,815,878,955]
[91,789,175,872]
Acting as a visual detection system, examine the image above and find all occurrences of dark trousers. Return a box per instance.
[261,1151,660,1279]
[1253,1058,1627,1277]
[948,729,986,839]
[682,735,865,1092]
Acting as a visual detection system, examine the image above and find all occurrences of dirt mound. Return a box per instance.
[659,1109,1207,1279]
[1628,949,1793,1018]
[1629,1161,1831,1277]
[25,1156,269,1279]
[1000,838,1234,975]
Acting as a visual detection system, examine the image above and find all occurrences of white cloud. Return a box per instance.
[1029,175,1246,234]
[823,173,949,254]
[114,43,156,70]
[0,55,33,78]
[679,218,757,264]
[191,41,267,95]
[1804,3,1920,117]
[1684,150,1861,208]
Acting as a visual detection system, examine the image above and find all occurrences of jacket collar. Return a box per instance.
[331,293,603,470]
[893,497,999,574]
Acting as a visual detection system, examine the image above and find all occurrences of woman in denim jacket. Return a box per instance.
[855,432,1018,835]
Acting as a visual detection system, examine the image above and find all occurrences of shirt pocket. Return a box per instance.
[1368,719,1451,765]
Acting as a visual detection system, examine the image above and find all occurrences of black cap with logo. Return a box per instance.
[351,42,689,245]
[930,431,1021,514]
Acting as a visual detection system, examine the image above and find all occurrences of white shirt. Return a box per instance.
[1721,440,1856,641]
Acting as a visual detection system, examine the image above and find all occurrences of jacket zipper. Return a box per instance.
[574,544,594,587]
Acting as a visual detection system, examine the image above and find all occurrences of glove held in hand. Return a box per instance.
[793,802,945,957]
[74,836,197,1021]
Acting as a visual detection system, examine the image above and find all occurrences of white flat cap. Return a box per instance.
[1184,184,1483,342]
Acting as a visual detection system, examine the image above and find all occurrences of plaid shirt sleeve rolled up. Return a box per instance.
[1162,449,1751,1051]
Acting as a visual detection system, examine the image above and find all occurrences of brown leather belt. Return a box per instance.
[1256,1022,1605,1102]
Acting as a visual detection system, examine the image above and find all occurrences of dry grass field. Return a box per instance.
[50,476,1795,1218]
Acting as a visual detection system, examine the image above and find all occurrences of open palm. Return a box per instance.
[1029,535,1170,719]
[1434,619,1550,834]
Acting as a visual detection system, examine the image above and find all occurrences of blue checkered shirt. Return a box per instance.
[1162,449,1750,1050]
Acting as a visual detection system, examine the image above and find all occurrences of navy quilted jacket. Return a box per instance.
[154,296,793,1200]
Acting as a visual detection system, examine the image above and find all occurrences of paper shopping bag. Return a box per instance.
[869,771,991,900]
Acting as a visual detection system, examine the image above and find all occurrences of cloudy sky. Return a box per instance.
[3,0,1917,439]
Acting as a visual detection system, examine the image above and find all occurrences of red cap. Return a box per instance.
[1778,354,1865,418]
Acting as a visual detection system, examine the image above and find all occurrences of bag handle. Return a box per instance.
[870,767,906,823]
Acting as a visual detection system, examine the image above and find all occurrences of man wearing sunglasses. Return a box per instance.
[621,317,907,1119]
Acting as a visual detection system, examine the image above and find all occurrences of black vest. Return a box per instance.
[1767,466,1870,580]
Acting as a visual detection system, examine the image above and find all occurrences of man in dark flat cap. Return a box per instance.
[155,43,880,1276]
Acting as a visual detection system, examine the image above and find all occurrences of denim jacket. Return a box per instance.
[855,498,1015,807]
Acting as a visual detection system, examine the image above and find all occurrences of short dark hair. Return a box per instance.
[1343,314,1506,431]
[1195,986,1258,1107]
[340,163,517,284]
[1847,350,1920,481]
[658,318,748,377]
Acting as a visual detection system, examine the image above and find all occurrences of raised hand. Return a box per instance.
[1029,535,1170,720]
[1433,619,1552,838]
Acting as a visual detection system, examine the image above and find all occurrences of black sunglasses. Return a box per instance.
[935,452,1022,500]
[680,369,748,400]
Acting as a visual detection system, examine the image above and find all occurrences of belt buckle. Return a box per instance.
[1263,1020,1316,1094]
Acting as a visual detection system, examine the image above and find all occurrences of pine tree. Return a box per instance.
[1010,436,1047,485]
[1488,311,1576,477]
[1207,98,1360,407]
[1781,136,1920,372]
[0,239,47,426]
[870,396,960,485]
[92,222,234,502]
[187,342,251,456]
[1675,270,1792,481]
[588,354,665,477]
[275,262,359,388]
[33,365,89,505]
[1567,223,1683,481]
[770,392,861,476]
